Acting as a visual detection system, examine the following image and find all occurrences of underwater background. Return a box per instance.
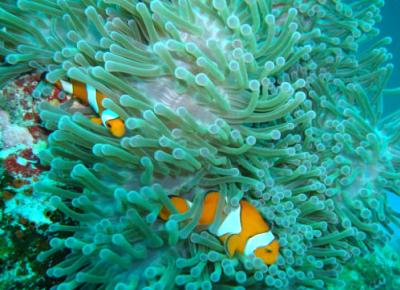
[1,0,400,289]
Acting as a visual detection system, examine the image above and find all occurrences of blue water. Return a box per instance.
[381,0,400,114]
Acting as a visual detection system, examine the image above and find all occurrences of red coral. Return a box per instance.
[3,149,47,178]
[27,125,48,141]
[20,148,35,160]
[3,155,30,178]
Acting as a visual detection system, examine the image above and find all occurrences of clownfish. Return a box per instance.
[159,191,280,265]
[42,73,125,137]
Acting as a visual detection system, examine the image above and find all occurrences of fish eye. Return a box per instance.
[266,249,272,253]
[106,123,111,128]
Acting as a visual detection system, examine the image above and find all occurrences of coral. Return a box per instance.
[0,74,61,289]
[0,109,33,149]
[0,185,69,290]
[0,73,52,148]
[3,147,45,178]
[0,108,9,129]
[0,0,400,289]
[0,72,53,230]
[2,123,34,148]
[0,132,53,237]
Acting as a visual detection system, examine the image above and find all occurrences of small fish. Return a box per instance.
[159,191,280,265]
[43,73,125,137]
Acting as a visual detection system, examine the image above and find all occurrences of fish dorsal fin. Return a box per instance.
[216,205,242,236]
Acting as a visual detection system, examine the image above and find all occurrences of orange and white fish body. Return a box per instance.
[53,78,125,137]
[159,191,280,265]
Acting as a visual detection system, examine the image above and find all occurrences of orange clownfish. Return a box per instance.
[159,191,280,265]
[44,74,125,137]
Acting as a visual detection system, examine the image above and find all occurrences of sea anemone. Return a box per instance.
[333,242,400,289]
[1,0,400,289]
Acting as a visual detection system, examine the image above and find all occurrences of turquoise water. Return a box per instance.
[381,0,400,114]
